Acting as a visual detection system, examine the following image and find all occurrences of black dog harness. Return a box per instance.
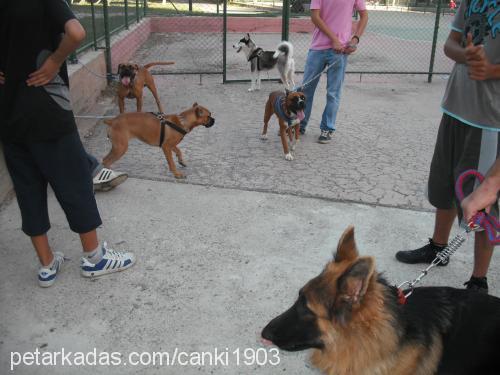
[247,47,264,70]
[151,112,187,147]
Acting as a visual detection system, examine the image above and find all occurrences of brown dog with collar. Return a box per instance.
[117,61,174,113]
[102,103,215,179]
[261,90,306,161]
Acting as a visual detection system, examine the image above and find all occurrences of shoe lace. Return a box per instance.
[102,242,127,260]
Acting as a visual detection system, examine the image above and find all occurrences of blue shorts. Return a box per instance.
[3,131,102,236]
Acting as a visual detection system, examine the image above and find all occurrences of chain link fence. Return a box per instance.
[70,0,456,81]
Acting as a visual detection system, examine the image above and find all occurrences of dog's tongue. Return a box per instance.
[297,110,305,121]
[121,77,131,86]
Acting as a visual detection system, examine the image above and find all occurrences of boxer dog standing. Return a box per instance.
[116,61,174,113]
[102,103,215,179]
[261,90,306,161]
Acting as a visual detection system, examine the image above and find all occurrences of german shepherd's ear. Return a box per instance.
[334,226,358,263]
[133,64,140,71]
[245,33,250,40]
[333,257,375,324]
[117,64,124,74]
[285,89,290,96]
[192,102,198,107]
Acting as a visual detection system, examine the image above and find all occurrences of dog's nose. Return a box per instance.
[261,326,275,343]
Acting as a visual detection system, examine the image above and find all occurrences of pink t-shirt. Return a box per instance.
[310,0,366,50]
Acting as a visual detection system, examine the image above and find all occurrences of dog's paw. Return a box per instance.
[174,172,186,179]
[284,153,294,161]
[178,159,187,167]
[248,88,255,92]
[260,134,268,140]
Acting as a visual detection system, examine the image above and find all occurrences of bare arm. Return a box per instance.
[444,30,466,64]
[311,9,344,52]
[26,19,85,87]
[344,9,368,54]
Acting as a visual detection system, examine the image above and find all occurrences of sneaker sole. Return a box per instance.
[395,253,449,266]
[94,174,128,192]
[38,278,57,288]
[81,258,136,278]
[318,139,330,144]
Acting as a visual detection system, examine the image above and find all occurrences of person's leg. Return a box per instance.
[432,208,457,245]
[31,234,53,267]
[2,141,65,287]
[320,52,348,132]
[395,114,456,265]
[472,231,494,278]
[32,132,135,277]
[299,49,327,132]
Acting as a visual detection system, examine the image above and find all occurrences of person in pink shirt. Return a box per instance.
[298,0,368,143]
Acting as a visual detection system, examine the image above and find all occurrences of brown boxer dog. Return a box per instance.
[103,103,215,179]
[261,90,306,161]
[117,61,175,113]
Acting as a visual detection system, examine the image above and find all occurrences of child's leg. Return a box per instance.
[80,229,99,252]
[31,234,54,267]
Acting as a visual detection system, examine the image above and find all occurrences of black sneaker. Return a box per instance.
[318,130,332,144]
[395,238,449,266]
[299,127,306,135]
[464,276,488,294]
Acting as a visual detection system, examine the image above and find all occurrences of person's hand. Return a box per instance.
[0,71,5,85]
[461,177,499,223]
[332,38,344,53]
[26,54,63,87]
[465,33,494,81]
[344,36,359,54]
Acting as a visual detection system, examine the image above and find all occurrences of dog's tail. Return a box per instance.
[273,41,293,59]
[143,61,175,69]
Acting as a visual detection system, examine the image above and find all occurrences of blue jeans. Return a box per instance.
[300,49,347,132]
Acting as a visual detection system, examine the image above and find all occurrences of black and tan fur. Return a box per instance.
[262,226,500,375]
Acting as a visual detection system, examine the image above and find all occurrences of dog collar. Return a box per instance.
[397,288,407,305]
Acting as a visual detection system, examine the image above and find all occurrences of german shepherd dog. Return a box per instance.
[262,226,500,375]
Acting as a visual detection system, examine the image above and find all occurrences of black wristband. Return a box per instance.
[352,35,360,43]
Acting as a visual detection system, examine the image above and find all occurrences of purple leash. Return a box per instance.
[455,169,500,245]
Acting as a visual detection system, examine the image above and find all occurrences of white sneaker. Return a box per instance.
[80,242,136,278]
[38,252,65,288]
[93,168,128,192]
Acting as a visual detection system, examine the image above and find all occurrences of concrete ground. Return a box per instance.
[1,74,499,374]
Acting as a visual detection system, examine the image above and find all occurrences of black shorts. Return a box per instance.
[3,131,102,236]
[428,114,499,222]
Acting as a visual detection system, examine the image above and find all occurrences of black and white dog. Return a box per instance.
[233,34,295,92]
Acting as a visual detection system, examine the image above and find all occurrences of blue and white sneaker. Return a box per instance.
[38,252,65,288]
[80,242,135,278]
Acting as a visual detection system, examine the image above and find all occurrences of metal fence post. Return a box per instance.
[428,0,443,83]
[103,0,113,84]
[91,0,98,50]
[189,0,193,13]
[223,0,227,83]
[124,0,129,30]
[282,0,290,41]
[143,0,147,17]
[136,0,140,23]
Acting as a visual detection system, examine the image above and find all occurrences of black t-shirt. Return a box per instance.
[0,0,77,142]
